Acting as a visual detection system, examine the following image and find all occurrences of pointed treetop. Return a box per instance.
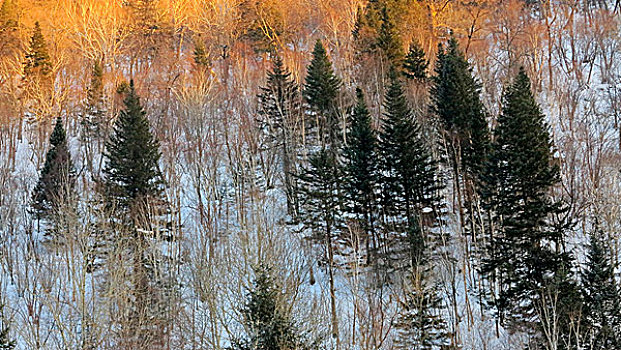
[24,21,52,77]
[403,41,428,81]
[50,117,67,147]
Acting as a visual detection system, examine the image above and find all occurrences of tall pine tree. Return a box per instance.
[100,81,172,348]
[31,117,76,235]
[258,55,302,217]
[379,68,442,269]
[580,231,621,349]
[342,88,379,265]
[431,35,489,238]
[376,6,404,68]
[303,40,342,150]
[24,22,52,84]
[481,67,571,332]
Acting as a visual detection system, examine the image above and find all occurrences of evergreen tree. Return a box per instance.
[83,60,106,139]
[298,149,342,340]
[258,55,302,217]
[100,81,172,348]
[394,276,451,350]
[403,41,428,81]
[431,36,489,179]
[431,36,489,238]
[0,303,15,350]
[481,67,571,331]
[24,22,52,82]
[302,40,342,150]
[581,231,621,348]
[342,88,379,264]
[379,68,442,248]
[376,6,404,67]
[233,263,315,350]
[102,81,167,216]
[31,117,75,233]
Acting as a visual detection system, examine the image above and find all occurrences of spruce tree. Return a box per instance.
[581,231,621,348]
[431,36,489,178]
[83,60,106,139]
[302,40,342,150]
[258,55,302,217]
[379,68,442,254]
[31,117,75,233]
[298,149,342,340]
[342,88,379,264]
[100,81,171,347]
[481,67,571,330]
[24,22,52,83]
[376,6,404,67]
[102,81,167,215]
[403,41,428,81]
[233,264,315,350]
[394,277,451,350]
[431,36,489,238]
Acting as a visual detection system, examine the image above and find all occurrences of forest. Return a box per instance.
[0,0,620,349]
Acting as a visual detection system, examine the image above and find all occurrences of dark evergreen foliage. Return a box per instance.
[258,55,302,217]
[376,6,404,67]
[83,60,106,138]
[302,40,342,150]
[102,81,166,213]
[431,36,489,178]
[403,41,428,81]
[31,117,75,224]
[380,68,441,232]
[481,67,571,330]
[581,232,621,348]
[193,39,211,68]
[233,264,315,350]
[24,22,52,80]
[342,88,379,263]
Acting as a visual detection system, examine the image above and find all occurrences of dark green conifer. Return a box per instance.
[193,39,211,68]
[380,69,441,234]
[233,264,315,350]
[431,36,489,179]
[102,81,166,214]
[342,88,379,263]
[581,231,621,348]
[403,41,428,81]
[100,81,172,348]
[83,60,106,138]
[31,117,75,229]
[481,67,571,331]
[394,220,452,350]
[302,40,342,150]
[0,303,15,350]
[24,22,52,81]
[258,55,302,217]
[376,6,404,67]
